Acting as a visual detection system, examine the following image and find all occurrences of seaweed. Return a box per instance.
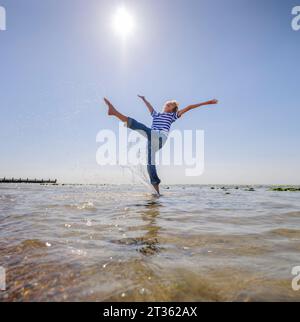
[270,187,300,192]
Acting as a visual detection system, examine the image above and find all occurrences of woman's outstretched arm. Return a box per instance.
[138,95,155,114]
[177,99,218,118]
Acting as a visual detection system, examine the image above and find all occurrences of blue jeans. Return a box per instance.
[127,117,167,185]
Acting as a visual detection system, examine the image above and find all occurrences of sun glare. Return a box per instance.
[112,7,135,38]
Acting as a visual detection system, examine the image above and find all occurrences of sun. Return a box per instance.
[112,7,135,38]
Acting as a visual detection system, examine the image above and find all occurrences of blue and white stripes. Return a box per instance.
[151,110,179,133]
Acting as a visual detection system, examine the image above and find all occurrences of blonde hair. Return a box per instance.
[164,100,179,112]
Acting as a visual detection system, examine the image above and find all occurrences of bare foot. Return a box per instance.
[152,184,160,196]
[104,98,116,116]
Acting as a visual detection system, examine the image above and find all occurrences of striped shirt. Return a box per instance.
[151,110,179,134]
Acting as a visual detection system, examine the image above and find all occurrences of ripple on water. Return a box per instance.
[267,228,300,238]
[1,184,300,301]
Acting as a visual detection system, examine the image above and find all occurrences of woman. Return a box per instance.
[104,96,218,195]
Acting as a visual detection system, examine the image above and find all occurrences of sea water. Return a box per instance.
[1,184,300,301]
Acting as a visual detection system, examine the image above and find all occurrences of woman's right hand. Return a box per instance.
[138,95,145,100]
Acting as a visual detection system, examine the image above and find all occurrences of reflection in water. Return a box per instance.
[113,199,162,256]
[137,199,162,256]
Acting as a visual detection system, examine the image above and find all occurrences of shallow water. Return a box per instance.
[0,184,300,301]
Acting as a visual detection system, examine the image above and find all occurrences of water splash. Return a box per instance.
[121,163,154,193]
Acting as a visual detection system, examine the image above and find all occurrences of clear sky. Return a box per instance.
[0,0,300,184]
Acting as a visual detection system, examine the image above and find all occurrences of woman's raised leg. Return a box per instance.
[103,97,160,195]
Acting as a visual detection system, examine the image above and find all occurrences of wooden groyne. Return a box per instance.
[0,178,57,184]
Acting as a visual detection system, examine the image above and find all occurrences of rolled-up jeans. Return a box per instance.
[126,117,167,185]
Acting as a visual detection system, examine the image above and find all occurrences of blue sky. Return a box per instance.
[0,0,300,184]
